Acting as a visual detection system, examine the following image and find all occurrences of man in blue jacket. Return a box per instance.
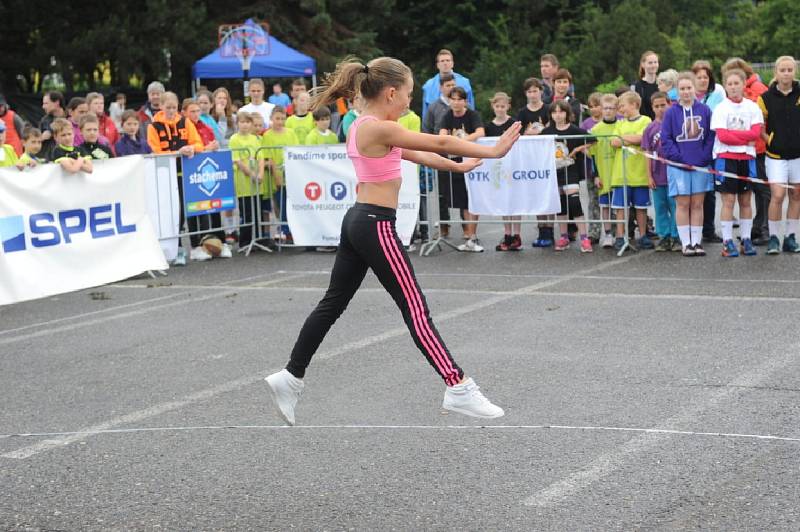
[421,49,474,122]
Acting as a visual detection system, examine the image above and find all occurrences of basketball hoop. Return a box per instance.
[219,21,270,72]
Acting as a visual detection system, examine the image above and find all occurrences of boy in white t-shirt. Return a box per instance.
[710,68,764,257]
[240,78,275,129]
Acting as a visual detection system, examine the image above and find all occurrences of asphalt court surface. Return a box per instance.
[2,229,800,530]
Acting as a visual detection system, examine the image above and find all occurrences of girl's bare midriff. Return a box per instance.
[356,178,402,209]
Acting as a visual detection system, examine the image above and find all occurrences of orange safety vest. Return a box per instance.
[2,110,22,155]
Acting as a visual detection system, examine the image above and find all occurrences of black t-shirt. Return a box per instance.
[516,105,548,134]
[441,109,483,137]
[541,123,590,186]
[484,116,514,137]
[49,144,90,163]
[80,142,114,160]
[633,79,658,119]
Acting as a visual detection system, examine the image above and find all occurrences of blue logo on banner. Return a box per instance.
[0,204,136,254]
[330,181,347,201]
[182,152,236,217]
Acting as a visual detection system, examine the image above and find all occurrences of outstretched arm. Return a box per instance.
[402,149,482,173]
[373,120,520,160]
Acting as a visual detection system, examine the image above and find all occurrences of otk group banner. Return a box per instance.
[0,156,168,305]
[284,145,419,245]
[465,135,560,215]
[181,150,236,217]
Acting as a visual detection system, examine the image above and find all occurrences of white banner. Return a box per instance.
[143,156,180,261]
[0,156,168,305]
[284,145,419,245]
[465,135,560,215]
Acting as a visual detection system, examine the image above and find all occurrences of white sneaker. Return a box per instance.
[172,247,187,267]
[190,246,212,261]
[601,233,614,248]
[457,238,484,253]
[219,243,233,258]
[442,378,504,418]
[265,369,304,426]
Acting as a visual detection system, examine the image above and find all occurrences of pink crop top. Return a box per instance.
[346,115,402,182]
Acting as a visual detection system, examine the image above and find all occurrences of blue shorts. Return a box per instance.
[598,193,611,206]
[611,186,651,209]
[667,166,714,197]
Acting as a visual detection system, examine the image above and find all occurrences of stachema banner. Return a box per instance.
[0,156,168,306]
[465,135,560,216]
[284,145,419,246]
[181,150,236,217]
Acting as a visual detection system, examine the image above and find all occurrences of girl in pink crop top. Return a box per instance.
[266,57,520,426]
[346,115,403,182]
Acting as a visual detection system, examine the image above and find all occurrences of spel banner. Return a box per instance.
[181,150,236,216]
[0,156,168,306]
[465,135,560,215]
[284,145,419,245]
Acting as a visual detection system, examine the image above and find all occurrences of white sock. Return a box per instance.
[787,219,799,237]
[678,225,691,248]
[768,220,782,238]
[721,220,733,242]
[739,218,753,240]
[690,226,702,246]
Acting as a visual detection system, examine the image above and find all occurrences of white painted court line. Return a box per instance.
[1,254,643,460]
[102,285,800,303]
[262,269,800,285]
[2,424,798,444]
[521,342,800,508]
[0,272,310,347]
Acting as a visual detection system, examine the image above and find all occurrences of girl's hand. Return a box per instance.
[492,121,521,158]
[179,145,195,157]
[610,138,623,148]
[595,177,602,188]
[456,158,483,173]
[648,176,657,190]
[207,140,220,151]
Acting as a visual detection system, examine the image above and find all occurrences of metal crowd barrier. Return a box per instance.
[420,134,638,257]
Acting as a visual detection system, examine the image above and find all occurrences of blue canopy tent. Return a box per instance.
[192,25,317,90]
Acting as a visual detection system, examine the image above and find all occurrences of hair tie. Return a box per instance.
[363,65,369,75]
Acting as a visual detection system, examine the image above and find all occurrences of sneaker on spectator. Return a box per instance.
[721,239,739,257]
[682,244,696,257]
[637,235,655,249]
[704,233,723,244]
[442,378,504,419]
[172,247,188,266]
[740,238,757,256]
[783,233,800,253]
[219,243,233,258]
[509,234,522,251]
[601,233,614,248]
[190,246,213,261]
[671,238,683,252]
[580,237,593,253]
[225,234,237,246]
[767,235,781,255]
[458,238,484,253]
[554,235,570,251]
[532,238,553,248]
[613,237,625,251]
[655,236,672,252]
[693,243,706,256]
[317,246,338,253]
[495,235,512,252]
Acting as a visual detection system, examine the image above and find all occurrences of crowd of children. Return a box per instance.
[3,51,800,262]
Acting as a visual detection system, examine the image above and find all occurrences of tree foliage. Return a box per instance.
[1,0,799,113]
